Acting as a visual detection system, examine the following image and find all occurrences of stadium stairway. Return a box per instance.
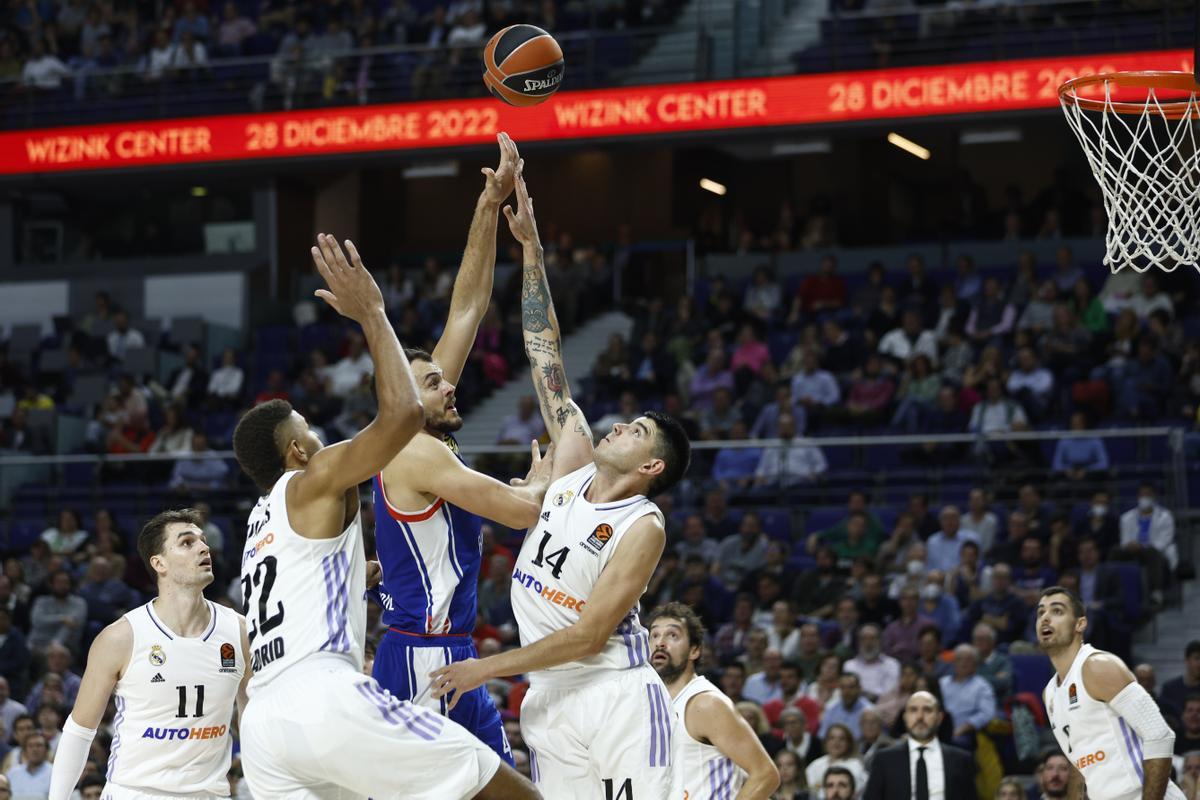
[1135,577,1198,684]
[453,311,634,454]
[622,0,735,83]
[745,0,827,76]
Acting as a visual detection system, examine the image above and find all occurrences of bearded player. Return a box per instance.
[369,132,554,765]
[648,602,780,800]
[1038,586,1184,800]
[429,162,691,799]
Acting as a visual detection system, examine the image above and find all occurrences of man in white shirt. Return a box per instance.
[105,310,145,362]
[325,331,374,397]
[1117,483,1178,606]
[969,378,1027,434]
[6,732,51,797]
[845,624,901,702]
[1006,347,1054,421]
[21,43,71,89]
[1129,275,1174,320]
[207,348,244,404]
[790,350,840,410]
[878,309,939,367]
[753,412,827,488]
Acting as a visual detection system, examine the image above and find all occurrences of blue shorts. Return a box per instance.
[372,629,513,766]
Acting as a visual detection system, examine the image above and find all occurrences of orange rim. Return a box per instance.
[1059,71,1200,119]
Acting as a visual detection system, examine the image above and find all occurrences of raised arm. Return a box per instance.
[432,133,520,384]
[506,163,594,479]
[293,235,424,498]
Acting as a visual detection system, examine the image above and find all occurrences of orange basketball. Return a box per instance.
[482,24,564,107]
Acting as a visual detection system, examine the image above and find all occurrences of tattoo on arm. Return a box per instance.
[521,266,552,334]
[542,363,565,402]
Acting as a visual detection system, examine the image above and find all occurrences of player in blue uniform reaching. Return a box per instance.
[370,132,554,764]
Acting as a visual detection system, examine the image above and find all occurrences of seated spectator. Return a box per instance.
[961,488,998,555]
[792,622,827,684]
[882,587,934,665]
[926,506,980,573]
[1072,536,1125,653]
[21,41,70,89]
[149,404,194,456]
[1040,304,1092,377]
[160,344,208,410]
[1072,278,1110,334]
[821,318,865,379]
[1052,245,1084,293]
[1017,280,1058,335]
[753,413,826,489]
[948,540,989,608]
[805,652,844,709]
[845,624,900,703]
[326,332,374,399]
[852,261,887,319]
[5,732,50,796]
[857,708,894,772]
[741,629,770,677]
[40,510,89,556]
[1181,751,1200,799]
[25,643,81,709]
[628,332,675,395]
[807,723,869,791]
[732,323,771,380]
[775,708,820,764]
[743,266,782,321]
[966,278,1015,343]
[1006,347,1054,421]
[169,433,230,492]
[827,598,861,660]
[106,311,145,363]
[1051,412,1109,483]
[969,378,1027,434]
[1074,490,1120,555]
[875,661,921,728]
[745,647,785,705]
[915,625,952,682]
[764,601,801,662]
[857,573,899,629]
[0,409,51,454]
[878,309,938,368]
[1113,336,1173,420]
[866,286,902,345]
[809,491,886,555]
[903,386,968,464]
[954,254,981,301]
[889,354,940,433]
[1161,641,1200,718]
[0,615,30,701]
[750,382,807,439]
[972,623,1012,704]
[689,348,734,411]
[712,421,762,493]
[791,254,847,318]
[1176,697,1200,755]
[820,673,873,741]
[792,548,845,620]
[898,254,938,313]
[1130,275,1173,319]
[938,644,996,750]
[714,595,758,664]
[699,388,741,440]
[834,354,894,428]
[934,284,968,340]
[496,396,544,444]
[78,556,137,626]
[676,516,718,563]
[215,1,256,55]
[714,514,769,590]
[1115,483,1177,605]
[918,571,960,637]
[170,30,209,75]
[447,7,486,45]
[207,348,245,407]
[966,564,1027,644]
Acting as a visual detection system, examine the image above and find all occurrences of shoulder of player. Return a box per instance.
[684,688,737,737]
[88,617,134,668]
[616,513,665,551]
[1081,650,1134,701]
[383,431,455,478]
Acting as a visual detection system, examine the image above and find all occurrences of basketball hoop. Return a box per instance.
[1059,71,1200,274]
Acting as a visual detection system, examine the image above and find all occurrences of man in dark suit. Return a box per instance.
[1072,536,1128,656]
[862,690,975,800]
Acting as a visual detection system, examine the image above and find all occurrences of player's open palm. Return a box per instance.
[481,131,520,205]
[311,233,385,323]
[510,440,555,492]
[502,162,540,247]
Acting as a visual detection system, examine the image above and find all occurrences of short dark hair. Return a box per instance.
[1184,694,1200,709]
[138,508,204,579]
[823,765,856,791]
[723,661,746,675]
[646,601,708,664]
[644,410,691,496]
[1186,640,1200,658]
[1039,586,1086,619]
[404,347,433,364]
[232,399,295,492]
[1040,747,1069,768]
[918,624,941,642]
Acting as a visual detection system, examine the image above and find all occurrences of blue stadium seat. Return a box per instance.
[805,506,845,534]
[1112,562,1143,624]
[1010,654,1054,697]
[755,509,793,542]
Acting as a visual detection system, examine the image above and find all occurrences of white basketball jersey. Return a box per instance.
[242,470,366,695]
[107,600,244,795]
[673,676,747,800]
[511,463,663,689]
[1044,644,1186,800]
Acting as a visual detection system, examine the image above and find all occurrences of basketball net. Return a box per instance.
[1059,73,1200,274]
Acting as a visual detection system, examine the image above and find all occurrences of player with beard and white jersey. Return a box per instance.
[430,163,693,800]
[647,602,780,800]
[231,235,539,800]
[48,508,248,800]
[1037,586,1185,800]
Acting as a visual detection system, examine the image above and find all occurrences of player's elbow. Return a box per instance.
[377,398,425,443]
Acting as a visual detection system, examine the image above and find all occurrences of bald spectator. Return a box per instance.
[25,643,81,709]
[28,571,87,653]
[882,586,935,664]
[926,506,980,573]
[845,624,901,702]
[939,645,996,750]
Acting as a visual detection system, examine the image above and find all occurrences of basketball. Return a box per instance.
[482,24,565,107]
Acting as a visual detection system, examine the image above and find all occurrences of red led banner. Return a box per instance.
[0,48,1190,175]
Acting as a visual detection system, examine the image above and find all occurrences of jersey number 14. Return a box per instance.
[531,532,570,579]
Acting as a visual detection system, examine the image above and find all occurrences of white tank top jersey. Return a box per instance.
[673,675,747,800]
[1044,644,1186,800]
[511,463,663,689]
[107,600,244,795]
[241,470,367,695]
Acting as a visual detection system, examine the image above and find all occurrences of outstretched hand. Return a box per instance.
[510,440,555,491]
[503,161,540,247]
[481,132,521,206]
[311,234,385,323]
[429,658,488,711]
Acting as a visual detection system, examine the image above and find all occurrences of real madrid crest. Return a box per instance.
[148,645,166,666]
[552,490,574,507]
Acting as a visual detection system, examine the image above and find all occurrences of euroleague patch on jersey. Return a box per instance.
[587,523,614,550]
[148,645,166,666]
[1068,683,1078,707]
[219,642,237,673]
[552,490,574,507]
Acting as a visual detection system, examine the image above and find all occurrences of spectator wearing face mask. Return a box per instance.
[1115,483,1178,606]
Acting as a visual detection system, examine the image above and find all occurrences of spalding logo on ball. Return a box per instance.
[482,24,565,107]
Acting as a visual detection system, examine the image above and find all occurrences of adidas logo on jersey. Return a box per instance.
[541,511,551,521]
[151,673,165,683]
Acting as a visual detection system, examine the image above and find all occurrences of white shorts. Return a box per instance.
[520,665,676,800]
[240,657,501,799]
[102,786,226,800]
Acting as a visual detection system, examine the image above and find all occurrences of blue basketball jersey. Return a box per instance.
[371,435,482,635]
